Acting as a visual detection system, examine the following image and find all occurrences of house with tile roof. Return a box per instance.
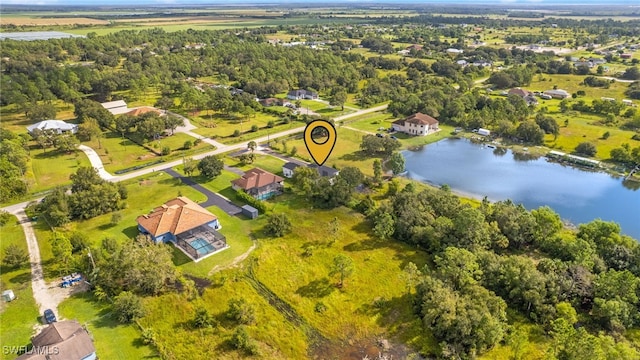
[392,112,439,136]
[136,197,226,260]
[231,168,284,200]
[17,320,96,360]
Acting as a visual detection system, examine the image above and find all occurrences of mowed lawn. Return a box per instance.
[58,293,159,360]
[0,216,40,360]
[26,148,92,194]
[189,111,284,140]
[83,131,214,174]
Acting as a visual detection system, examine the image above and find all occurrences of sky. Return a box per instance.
[2,0,638,6]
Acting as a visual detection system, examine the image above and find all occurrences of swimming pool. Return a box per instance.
[189,238,216,255]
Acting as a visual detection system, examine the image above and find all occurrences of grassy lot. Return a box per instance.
[252,198,432,345]
[273,127,378,175]
[544,111,639,159]
[139,277,308,359]
[83,131,213,173]
[0,216,39,360]
[188,111,290,143]
[26,149,92,194]
[528,74,630,102]
[227,153,288,176]
[58,292,159,360]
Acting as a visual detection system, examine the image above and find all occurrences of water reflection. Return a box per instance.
[403,138,640,239]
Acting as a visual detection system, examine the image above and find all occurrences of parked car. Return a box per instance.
[376,133,384,138]
[44,309,56,324]
[390,135,398,140]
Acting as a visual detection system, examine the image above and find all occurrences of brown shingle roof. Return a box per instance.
[231,168,283,191]
[136,197,218,237]
[508,88,531,97]
[18,321,96,360]
[403,112,438,125]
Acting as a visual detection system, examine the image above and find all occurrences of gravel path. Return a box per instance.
[13,209,58,318]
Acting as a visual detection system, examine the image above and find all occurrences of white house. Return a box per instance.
[282,162,301,178]
[392,113,439,136]
[26,120,78,135]
[286,89,318,100]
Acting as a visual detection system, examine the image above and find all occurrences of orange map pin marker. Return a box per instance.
[304,119,337,166]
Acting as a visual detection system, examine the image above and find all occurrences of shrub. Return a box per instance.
[251,124,259,132]
[183,140,193,149]
[110,212,122,226]
[230,326,259,355]
[0,210,12,226]
[236,190,267,213]
[2,244,29,268]
[194,138,202,146]
[233,129,241,137]
[227,298,256,325]
[113,291,145,323]
[314,302,327,313]
[575,142,597,157]
[267,120,275,128]
[141,328,156,346]
[602,131,611,140]
[161,146,171,155]
[264,213,292,237]
[193,305,216,328]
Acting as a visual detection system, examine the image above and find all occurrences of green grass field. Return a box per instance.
[58,292,159,360]
[26,149,92,194]
[544,111,639,159]
[0,216,39,360]
[529,74,629,102]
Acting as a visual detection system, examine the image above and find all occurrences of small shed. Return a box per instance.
[478,128,491,136]
[2,289,15,302]
[241,205,258,219]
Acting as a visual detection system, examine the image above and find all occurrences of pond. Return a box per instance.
[403,138,640,240]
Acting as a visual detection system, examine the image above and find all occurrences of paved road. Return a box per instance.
[95,103,389,182]
[163,169,242,215]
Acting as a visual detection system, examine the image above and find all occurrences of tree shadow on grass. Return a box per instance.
[295,278,335,298]
[339,151,373,162]
[93,307,119,329]
[169,243,191,267]
[121,225,139,240]
[9,271,31,284]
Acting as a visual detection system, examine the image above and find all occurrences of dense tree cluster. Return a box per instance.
[0,129,29,202]
[91,236,178,296]
[37,167,127,226]
[366,185,640,357]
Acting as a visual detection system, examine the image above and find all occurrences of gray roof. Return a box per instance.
[26,120,77,134]
[242,205,258,212]
[283,162,301,170]
[18,321,96,360]
[309,164,339,177]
